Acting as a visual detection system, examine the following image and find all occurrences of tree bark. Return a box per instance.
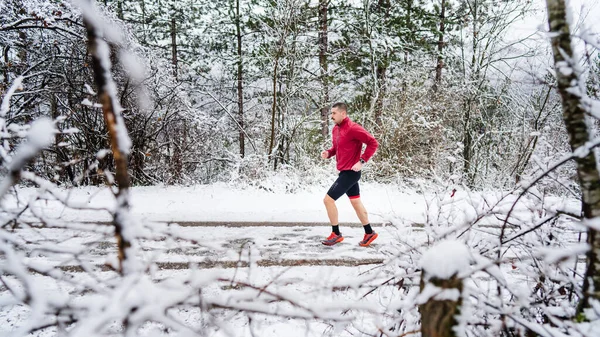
[236,0,245,157]
[545,0,600,316]
[319,0,329,138]
[433,0,446,92]
[419,273,463,337]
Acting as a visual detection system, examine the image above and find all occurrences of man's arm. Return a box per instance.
[353,125,378,162]
[324,146,336,158]
[323,128,337,158]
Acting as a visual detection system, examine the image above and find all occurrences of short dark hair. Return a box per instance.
[332,102,348,112]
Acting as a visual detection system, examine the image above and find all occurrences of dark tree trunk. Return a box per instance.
[433,0,446,92]
[116,0,124,20]
[170,16,178,80]
[462,100,474,187]
[236,0,245,157]
[319,0,329,138]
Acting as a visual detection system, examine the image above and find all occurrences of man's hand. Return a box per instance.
[321,150,329,159]
[351,161,363,171]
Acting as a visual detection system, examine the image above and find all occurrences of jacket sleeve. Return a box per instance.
[353,125,378,162]
[325,127,336,158]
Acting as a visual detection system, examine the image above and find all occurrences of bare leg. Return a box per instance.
[350,197,369,225]
[323,194,338,225]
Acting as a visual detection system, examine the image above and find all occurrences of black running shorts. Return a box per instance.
[326,170,361,201]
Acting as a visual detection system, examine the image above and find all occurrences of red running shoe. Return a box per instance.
[359,232,378,247]
[322,232,344,246]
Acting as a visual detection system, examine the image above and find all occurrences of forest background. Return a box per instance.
[4,0,597,190]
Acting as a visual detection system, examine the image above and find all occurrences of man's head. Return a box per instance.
[331,102,348,125]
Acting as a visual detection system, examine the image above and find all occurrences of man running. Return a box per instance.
[321,102,379,247]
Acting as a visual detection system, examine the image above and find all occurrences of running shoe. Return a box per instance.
[322,232,344,246]
[359,232,378,247]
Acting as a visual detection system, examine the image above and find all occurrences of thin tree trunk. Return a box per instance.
[170,15,178,80]
[433,0,446,92]
[2,46,9,87]
[471,0,479,80]
[18,31,27,66]
[462,0,479,188]
[268,37,284,163]
[268,57,279,161]
[116,0,124,20]
[141,0,147,44]
[373,0,391,127]
[462,100,474,187]
[52,94,75,184]
[236,0,245,157]
[546,0,600,317]
[319,0,329,138]
[404,0,412,63]
[511,86,552,184]
[373,64,386,127]
[84,15,132,275]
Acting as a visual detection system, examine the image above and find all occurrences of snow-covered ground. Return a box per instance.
[9,182,424,224]
[0,183,586,336]
[7,182,579,225]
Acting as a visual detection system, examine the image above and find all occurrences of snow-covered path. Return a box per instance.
[16,221,424,270]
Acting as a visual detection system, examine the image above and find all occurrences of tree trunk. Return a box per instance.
[2,46,9,87]
[373,0,391,128]
[268,57,279,162]
[373,64,386,127]
[140,0,147,44]
[319,0,329,138]
[419,272,463,337]
[84,16,132,275]
[52,94,75,184]
[236,0,245,157]
[546,0,600,316]
[433,0,446,92]
[462,99,474,187]
[170,15,178,80]
[268,37,285,164]
[117,0,124,20]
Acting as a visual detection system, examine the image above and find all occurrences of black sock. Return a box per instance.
[363,224,373,234]
[332,225,341,235]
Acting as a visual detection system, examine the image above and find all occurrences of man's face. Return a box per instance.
[331,107,346,125]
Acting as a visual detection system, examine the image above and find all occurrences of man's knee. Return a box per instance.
[350,197,362,205]
[324,194,336,205]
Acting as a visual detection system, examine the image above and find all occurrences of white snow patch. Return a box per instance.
[420,240,471,280]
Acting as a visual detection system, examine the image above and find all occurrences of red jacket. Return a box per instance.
[326,117,378,171]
